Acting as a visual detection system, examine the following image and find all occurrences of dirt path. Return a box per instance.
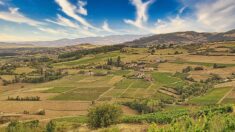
[95,86,115,101]
[158,88,180,98]
[217,87,234,104]
[119,81,135,97]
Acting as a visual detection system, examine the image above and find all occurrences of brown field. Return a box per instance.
[0,101,90,120]
[178,55,235,64]
[190,67,235,78]
[158,63,199,73]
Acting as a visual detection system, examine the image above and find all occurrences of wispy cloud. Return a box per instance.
[55,0,95,29]
[102,21,117,33]
[124,0,154,28]
[0,7,44,26]
[152,16,208,34]
[38,27,67,35]
[0,0,5,6]
[152,0,235,33]
[195,0,235,31]
[77,0,87,16]
[46,14,80,29]
[46,14,98,37]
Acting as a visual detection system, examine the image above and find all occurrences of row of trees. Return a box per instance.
[59,45,125,59]
[7,96,40,101]
[0,63,16,75]
[182,66,204,73]
[123,99,163,114]
[107,56,122,67]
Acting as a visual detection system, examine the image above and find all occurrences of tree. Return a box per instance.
[182,66,192,73]
[46,121,56,132]
[151,49,155,55]
[116,56,121,67]
[107,58,113,65]
[213,63,218,69]
[88,104,122,128]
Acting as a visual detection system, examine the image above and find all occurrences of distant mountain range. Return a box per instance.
[18,34,146,47]
[124,29,235,46]
[1,29,235,47]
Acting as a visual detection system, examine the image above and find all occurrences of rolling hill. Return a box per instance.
[124,29,235,46]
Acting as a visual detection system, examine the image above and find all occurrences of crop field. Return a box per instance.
[189,87,232,105]
[222,88,235,104]
[0,75,15,81]
[0,42,235,130]
[53,51,121,67]
[151,72,187,88]
[177,55,235,65]
[14,67,35,74]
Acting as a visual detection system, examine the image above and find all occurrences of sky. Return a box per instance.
[0,0,235,42]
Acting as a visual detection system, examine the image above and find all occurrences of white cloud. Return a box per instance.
[79,28,97,36]
[46,14,98,37]
[77,0,87,16]
[55,0,95,29]
[152,16,208,34]
[124,0,154,28]
[152,0,235,34]
[0,33,55,42]
[38,27,67,35]
[46,14,80,29]
[195,0,235,32]
[102,21,117,33]
[0,7,44,26]
[0,0,5,5]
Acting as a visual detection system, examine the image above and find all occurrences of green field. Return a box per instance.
[189,87,232,105]
[151,72,186,88]
[53,51,121,67]
[115,79,134,89]
[173,61,235,67]
[130,79,151,89]
[51,87,110,101]
[43,86,76,93]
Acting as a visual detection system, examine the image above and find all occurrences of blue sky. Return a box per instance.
[0,0,234,41]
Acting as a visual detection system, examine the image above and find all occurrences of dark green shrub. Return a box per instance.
[88,104,122,128]
[46,121,56,132]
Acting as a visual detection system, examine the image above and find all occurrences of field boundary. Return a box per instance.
[217,87,234,104]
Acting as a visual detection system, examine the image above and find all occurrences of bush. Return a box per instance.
[182,66,193,73]
[46,121,56,132]
[213,63,226,69]
[87,104,123,128]
[122,109,188,124]
[194,66,204,71]
[7,120,40,132]
[35,109,46,115]
[7,96,40,101]
[122,99,162,114]
[147,113,235,132]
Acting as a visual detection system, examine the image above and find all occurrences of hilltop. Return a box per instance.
[124,29,235,46]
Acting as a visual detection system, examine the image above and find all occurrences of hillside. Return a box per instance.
[124,29,235,46]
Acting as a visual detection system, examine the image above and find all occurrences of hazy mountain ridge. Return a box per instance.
[124,29,235,46]
[17,35,146,47]
[1,30,235,47]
